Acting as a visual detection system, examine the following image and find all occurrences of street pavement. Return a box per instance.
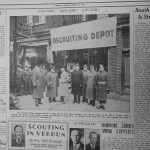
[15,93,130,112]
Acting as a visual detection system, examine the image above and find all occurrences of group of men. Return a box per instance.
[70,128,100,150]
[71,63,109,110]
[15,65,33,96]
[15,62,109,109]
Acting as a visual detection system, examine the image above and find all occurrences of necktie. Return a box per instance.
[74,144,77,150]
[18,139,21,144]
[91,145,95,150]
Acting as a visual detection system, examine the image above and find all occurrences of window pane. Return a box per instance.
[33,16,39,25]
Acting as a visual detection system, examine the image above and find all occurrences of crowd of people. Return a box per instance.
[14,63,109,109]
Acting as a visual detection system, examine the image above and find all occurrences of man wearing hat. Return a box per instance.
[32,64,45,107]
[46,66,59,103]
[96,64,109,110]
[71,63,83,104]
[82,65,90,102]
[86,65,97,106]
[15,65,23,96]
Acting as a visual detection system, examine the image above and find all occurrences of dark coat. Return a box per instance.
[46,71,59,98]
[71,70,83,94]
[69,142,84,150]
[82,70,90,97]
[32,68,44,99]
[11,139,25,147]
[16,69,23,95]
[96,70,109,103]
[86,71,97,100]
[86,143,100,150]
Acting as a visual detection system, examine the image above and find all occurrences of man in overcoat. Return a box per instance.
[15,65,23,96]
[71,63,83,104]
[96,64,109,110]
[46,66,59,103]
[32,65,44,107]
[82,65,90,102]
[23,66,32,95]
[86,65,97,106]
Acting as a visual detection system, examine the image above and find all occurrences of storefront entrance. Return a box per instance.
[54,47,108,71]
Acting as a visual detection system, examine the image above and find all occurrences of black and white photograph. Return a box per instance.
[9,14,130,112]
[85,129,100,150]
[10,123,25,148]
[69,128,84,150]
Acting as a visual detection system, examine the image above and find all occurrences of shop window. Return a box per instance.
[17,16,27,24]
[122,27,130,49]
[32,16,46,25]
[122,26,130,94]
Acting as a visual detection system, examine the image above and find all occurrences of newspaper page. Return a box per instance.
[0,0,149,150]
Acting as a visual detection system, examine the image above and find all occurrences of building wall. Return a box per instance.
[108,28,123,94]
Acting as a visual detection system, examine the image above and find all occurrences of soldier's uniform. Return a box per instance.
[23,69,32,95]
[96,70,109,109]
[32,67,45,107]
[46,70,59,103]
[86,66,97,106]
[42,68,47,92]
[16,68,23,96]
[82,65,90,102]
[71,64,83,103]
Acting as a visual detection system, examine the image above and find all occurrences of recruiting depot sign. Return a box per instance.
[50,17,117,51]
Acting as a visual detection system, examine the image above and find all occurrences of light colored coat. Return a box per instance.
[58,71,70,96]
[86,71,97,100]
[46,71,59,98]
[32,68,44,99]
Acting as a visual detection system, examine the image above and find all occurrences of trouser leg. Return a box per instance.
[49,97,52,103]
[38,98,43,104]
[53,97,56,102]
[35,98,39,107]
[73,94,77,103]
[77,93,80,104]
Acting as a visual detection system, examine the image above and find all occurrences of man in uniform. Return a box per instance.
[82,65,90,103]
[46,66,59,103]
[23,66,32,95]
[96,64,109,110]
[32,65,44,107]
[15,65,23,96]
[71,63,83,104]
[86,65,97,106]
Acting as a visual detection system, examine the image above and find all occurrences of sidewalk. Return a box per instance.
[15,93,130,113]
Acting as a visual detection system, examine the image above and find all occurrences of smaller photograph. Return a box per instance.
[85,129,100,150]
[10,123,25,148]
[69,128,84,150]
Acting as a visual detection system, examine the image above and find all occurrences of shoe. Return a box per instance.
[102,106,105,110]
[53,98,56,102]
[77,101,80,104]
[49,98,52,103]
[35,103,39,107]
[73,101,77,103]
[38,99,43,104]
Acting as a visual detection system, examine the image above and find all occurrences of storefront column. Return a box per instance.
[46,43,54,64]
[108,29,123,94]
[115,28,123,94]
[108,47,117,93]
